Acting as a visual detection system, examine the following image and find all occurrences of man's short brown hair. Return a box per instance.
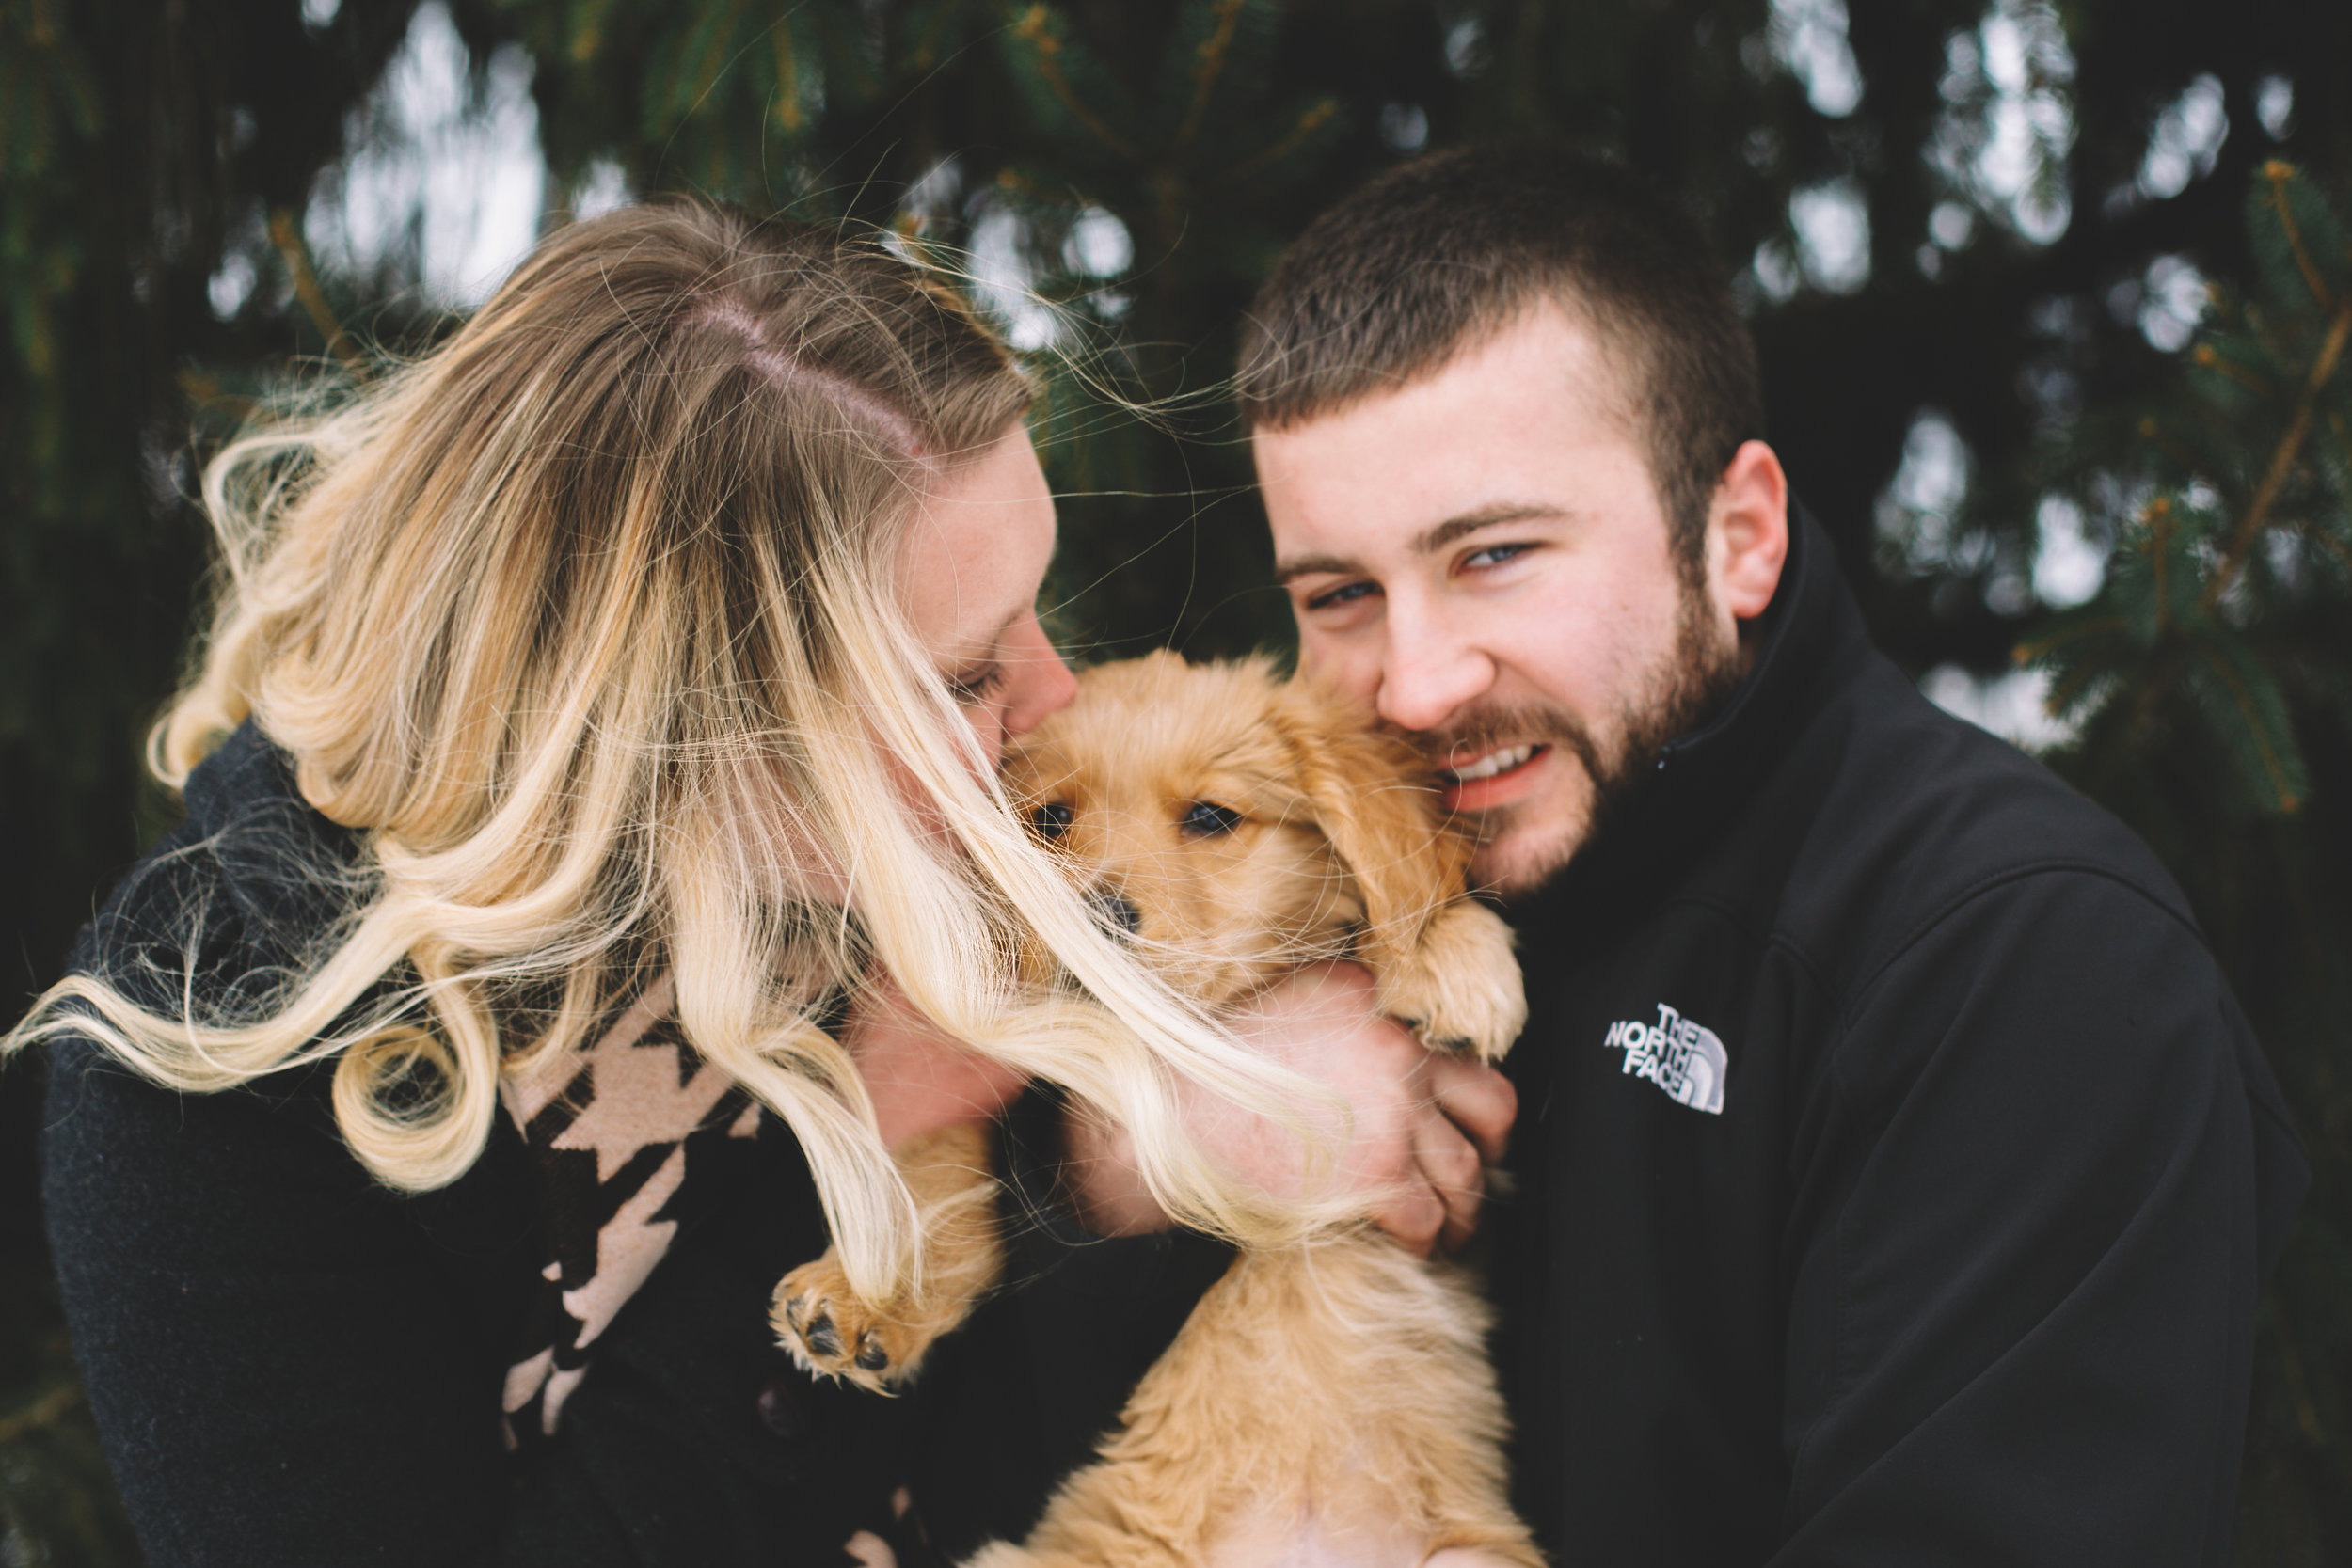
[1237,145,1763,564]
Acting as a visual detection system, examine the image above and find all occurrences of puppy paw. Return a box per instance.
[1378,902,1528,1063]
[771,1254,922,1394]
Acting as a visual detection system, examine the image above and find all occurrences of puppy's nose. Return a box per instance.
[1089,887,1142,940]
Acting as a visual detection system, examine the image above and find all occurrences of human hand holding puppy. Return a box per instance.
[849,974,1032,1148]
[1058,960,1517,1258]
[848,962,1515,1258]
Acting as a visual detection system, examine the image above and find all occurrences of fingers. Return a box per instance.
[847,975,1031,1148]
[1412,1109,1487,1255]
[1397,1058,1515,1255]
[1179,963,1520,1258]
[1059,1103,1176,1238]
[842,1532,897,1568]
[1427,1053,1518,1167]
[1372,1113,1483,1257]
[1371,1169,1448,1259]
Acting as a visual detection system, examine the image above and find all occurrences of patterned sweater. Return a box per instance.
[40,724,918,1565]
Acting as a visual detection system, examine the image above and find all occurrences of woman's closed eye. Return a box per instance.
[947,661,1007,705]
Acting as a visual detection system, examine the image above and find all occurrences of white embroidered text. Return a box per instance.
[1602,1003,1727,1115]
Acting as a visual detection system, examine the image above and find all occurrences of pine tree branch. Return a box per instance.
[0,1382,79,1444]
[1008,6,1139,160]
[267,209,366,378]
[1174,0,1247,153]
[2263,161,2337,314]
[2265,1291,2327,1443]
[2201,301,2352,611]
[2040,653,2114,721]
[2191,640,2300,811]
[2293,515,2352,579]
[2013,613,2127,665]
[772,18,802,134]
[691,0,749,112]
[2262,1290,2352,1506]
[2150,496,2172,631]
[2135,414,2204,477]
[176,368,257,421]
[1203,97,1337,192]
[908,0,961,72]
[2190,343,2278,402]
[569,0,618,61]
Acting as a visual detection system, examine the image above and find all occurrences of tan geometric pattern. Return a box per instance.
[494,974,760,1443]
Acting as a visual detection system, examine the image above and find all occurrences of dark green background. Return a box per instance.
[3,1,2347,1560]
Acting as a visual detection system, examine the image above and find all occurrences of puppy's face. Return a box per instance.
[1003,652,1388,1006]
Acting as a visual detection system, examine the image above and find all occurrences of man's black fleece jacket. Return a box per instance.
[909,513,2312,1567]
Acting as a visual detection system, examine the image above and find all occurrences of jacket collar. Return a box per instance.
[1508,504,1871,924]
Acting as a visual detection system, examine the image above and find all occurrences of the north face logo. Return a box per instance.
[1602,1003,1727,1115]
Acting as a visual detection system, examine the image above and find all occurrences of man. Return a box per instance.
[916,145,2308,1566]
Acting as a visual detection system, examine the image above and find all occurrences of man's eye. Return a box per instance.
[1179,800,1244,838]
[1029,801,1073,841]
[1462,543,1532,570]
[1305,580,1378,611]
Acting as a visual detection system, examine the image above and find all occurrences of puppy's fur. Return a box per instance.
[774,653,1539,1567]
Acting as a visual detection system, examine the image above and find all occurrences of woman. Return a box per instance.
[9,201,1337,1564]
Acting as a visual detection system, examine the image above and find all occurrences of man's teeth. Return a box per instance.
[1448,744,1536,783]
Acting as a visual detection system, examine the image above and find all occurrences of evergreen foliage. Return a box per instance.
[2,2,2346,1560]
[2021,159,2352,1560]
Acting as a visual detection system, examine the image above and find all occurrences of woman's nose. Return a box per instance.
[999,613,1078,740]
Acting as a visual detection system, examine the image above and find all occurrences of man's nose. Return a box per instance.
[1375,602,1496,734]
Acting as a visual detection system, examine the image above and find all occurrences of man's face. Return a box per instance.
[1257,303,1764,895]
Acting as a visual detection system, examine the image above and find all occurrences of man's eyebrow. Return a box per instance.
[1408,502,1572,556]
[1275,552,1365,585]
[1276,502,1572,584]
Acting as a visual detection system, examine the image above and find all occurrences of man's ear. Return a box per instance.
[1707,440,1789,626]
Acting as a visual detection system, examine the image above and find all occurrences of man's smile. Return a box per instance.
[1440,742,1553,812]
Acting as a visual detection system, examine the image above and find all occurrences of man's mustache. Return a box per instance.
[1396,703,1594,767]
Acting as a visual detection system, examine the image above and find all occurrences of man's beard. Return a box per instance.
[1423,581,1748,895]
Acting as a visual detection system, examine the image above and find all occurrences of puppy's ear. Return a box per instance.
[1271,680,1474,972]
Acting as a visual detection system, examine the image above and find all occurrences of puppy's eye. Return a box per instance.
[1179,801,1244,838]
[1029,801,1073,841]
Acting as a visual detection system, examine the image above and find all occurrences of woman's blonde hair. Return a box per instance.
[8,200,1327,1302]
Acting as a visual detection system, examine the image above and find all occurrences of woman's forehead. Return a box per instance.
[898,431,1055,663]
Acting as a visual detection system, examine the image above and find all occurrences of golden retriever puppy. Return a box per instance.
[774,652,1539,1568]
